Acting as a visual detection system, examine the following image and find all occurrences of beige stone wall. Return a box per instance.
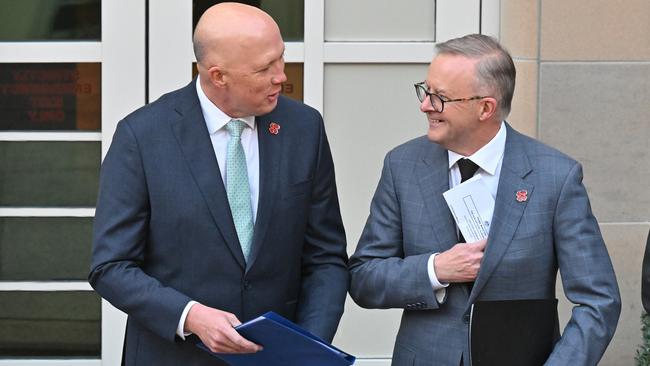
[501,0,650,364]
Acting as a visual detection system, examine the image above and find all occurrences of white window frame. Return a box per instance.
[0,1,144,366]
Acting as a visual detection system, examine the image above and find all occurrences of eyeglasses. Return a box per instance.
[414,82,487,113]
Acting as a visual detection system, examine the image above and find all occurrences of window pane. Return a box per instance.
[325,0,436,42]
[192,62,303,101]
[193,0,303,41]
[282,63,303,101]
[0,142,100,206]
[0,217,93,281]
[0,63,101,131]
[260,0,303,41]
[0,291,100,357]
[0,0,101,41]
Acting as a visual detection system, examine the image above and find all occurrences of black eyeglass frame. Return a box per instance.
[414,81,489,113]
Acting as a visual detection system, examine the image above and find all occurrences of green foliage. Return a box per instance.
[636,312,650,366]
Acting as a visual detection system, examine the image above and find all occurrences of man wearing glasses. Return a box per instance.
[349,34,620,366]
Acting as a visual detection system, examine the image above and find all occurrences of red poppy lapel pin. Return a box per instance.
[516,190,528,202]
[269,122,281,135]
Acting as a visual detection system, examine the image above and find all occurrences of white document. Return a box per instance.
[442,175,495,243]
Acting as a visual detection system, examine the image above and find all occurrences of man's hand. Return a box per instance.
[434,239,487,283]
[184,303,262,354]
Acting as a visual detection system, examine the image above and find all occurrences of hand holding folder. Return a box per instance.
[197,312,356,366]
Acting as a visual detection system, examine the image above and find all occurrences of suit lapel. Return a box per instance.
[246,114,283,271]
[170,83,246,269]
[417,144,459,250]
[468,126,534,304]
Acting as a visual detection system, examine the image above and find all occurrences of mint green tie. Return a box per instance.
[226,119,254,261]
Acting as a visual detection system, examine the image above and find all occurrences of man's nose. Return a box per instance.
[420,96,434,113]
[273,70,287,84]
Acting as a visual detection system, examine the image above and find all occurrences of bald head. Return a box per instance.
[193,2,281,67]
[192,3,286,118]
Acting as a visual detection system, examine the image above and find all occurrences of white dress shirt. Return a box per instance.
[176,77,262,339]
[427,122,507,302]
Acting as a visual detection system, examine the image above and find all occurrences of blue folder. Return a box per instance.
[197,311,356,366]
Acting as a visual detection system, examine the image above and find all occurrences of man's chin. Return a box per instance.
[427,129,444,144]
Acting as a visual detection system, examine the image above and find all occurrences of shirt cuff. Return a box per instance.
[177,300,199,340]
[427,253,449,303]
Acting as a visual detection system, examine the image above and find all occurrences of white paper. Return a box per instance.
[442,175,495,243]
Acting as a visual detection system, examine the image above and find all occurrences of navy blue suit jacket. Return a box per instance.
[89,81,348,365]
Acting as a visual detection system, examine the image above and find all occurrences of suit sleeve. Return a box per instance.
[294,112,349,343]
[642,230,650,313]
[88,121,192,342]
[546,162,621,365]
[349,151,439,311]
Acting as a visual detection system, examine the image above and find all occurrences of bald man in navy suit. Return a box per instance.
[89,4,348,365]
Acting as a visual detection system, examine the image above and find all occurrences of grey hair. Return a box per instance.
[434,34,516,119]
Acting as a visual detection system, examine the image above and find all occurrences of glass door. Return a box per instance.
[0,0,144,365]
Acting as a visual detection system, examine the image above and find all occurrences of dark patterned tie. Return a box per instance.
[457,158,480,295]
[456,158,479,243]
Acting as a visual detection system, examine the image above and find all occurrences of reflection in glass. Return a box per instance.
[282,63,303,101]
[0,0,101,41]
[0,291,100,357]
[192,62,303,102]
[193,0,303,41]
[0,63,101,131]
[0,142,100,207]
[0,217,93,281]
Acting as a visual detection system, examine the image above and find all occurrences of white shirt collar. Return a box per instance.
[196,76,255,134]
[448,121,507,176]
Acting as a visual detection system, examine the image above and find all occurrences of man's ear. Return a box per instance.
[207,65,227,88]
[478,97,499,121]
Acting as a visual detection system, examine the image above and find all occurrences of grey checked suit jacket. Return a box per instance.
[349,124,620,366]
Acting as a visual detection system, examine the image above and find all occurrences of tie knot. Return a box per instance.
[226,119,247,137]
[457,158,480,182]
